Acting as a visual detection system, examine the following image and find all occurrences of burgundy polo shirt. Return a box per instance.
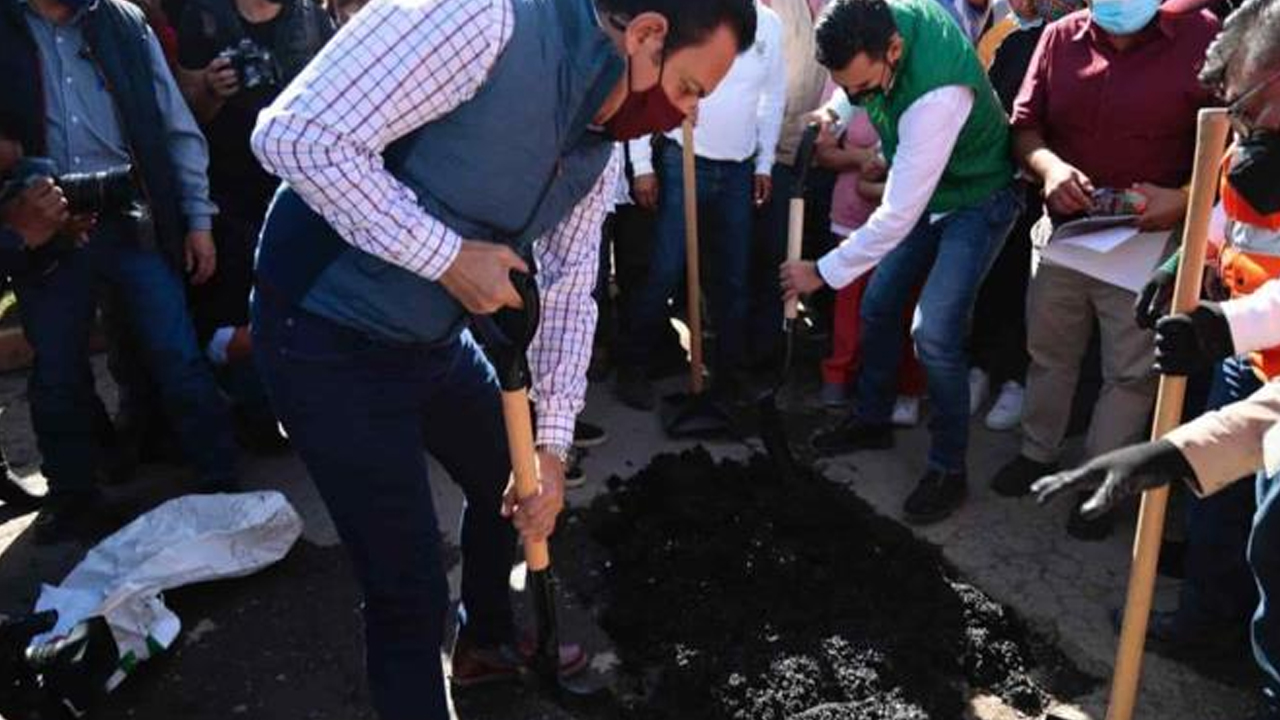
[1010,8,1220,190]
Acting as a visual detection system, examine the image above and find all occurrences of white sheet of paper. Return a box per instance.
[1057,225,1140,253]
[1038,230,1168,294]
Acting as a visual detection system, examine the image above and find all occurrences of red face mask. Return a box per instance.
[604,56,686,141]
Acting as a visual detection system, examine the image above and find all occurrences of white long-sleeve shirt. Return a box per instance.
[251,0,614,450]
[1224,279,1280,355]
[815,86,976,290]
[628,2,787,176]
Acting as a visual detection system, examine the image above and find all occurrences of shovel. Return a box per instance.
[1104,108,1229,720]
[757,122,821,481]
[660,119,734,439]
[473,272,603,701]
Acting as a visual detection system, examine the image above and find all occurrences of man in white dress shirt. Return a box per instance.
[615,1,787,408]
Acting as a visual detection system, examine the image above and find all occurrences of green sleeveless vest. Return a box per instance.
[861,0,1013,213]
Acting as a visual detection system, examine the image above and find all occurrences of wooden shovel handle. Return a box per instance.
[1106,108,1230,720]
[501,389,550,572]
[785,198,805,322]
[681,119,705,396]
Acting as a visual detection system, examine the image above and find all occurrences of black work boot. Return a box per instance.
[990,455,1057,497]
[903,469,968,525]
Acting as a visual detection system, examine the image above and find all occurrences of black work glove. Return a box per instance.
[1154,302,1235,376]
[1030,439,1195,520]
[1134,266,1176,330]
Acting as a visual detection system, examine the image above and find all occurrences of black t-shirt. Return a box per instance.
[178,6,282,218]
[987,25,1044,115]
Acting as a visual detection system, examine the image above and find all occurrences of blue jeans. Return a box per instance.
[1252,468,1280,703]
[12,222,235,498]
[252,293,516,720]
[1179,355,1262,627]
[619,142,753,374]
[852,185,1022,472]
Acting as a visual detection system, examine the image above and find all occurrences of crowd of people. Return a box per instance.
[0,0,1279,716]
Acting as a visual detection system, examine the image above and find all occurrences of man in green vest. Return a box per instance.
[780,0,1019,524]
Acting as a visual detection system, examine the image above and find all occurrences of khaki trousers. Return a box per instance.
[1021,261,1158,464]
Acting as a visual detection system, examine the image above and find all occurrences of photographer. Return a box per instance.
[176,0,331,450]
[0,129,63,511]
[0,0,238,544]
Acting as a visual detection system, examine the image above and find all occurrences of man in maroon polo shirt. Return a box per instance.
[987,0,1220,539]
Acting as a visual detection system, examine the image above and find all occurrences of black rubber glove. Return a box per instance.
[1030,439,1195,519]
[1154,302,1235,376]
[1134,266,1176,330]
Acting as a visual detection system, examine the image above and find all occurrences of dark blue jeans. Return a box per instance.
[12,222,235,498]
[1252,468,1280,704]
[252,294,516,720]
[618,142,753,375]
[852,185,1022,472]
[1179,355,1262,628]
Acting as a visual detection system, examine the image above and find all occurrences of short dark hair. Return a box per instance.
[814,0,899,70]
[1200,0,1280,91]
[595,0,758,54]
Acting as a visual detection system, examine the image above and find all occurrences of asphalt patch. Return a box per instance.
[558,447,1097,720]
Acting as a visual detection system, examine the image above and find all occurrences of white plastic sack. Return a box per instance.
[33,491,302,688]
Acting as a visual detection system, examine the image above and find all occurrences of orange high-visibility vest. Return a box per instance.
[1220,149,1280,380]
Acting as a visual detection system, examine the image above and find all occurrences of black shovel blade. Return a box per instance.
[527,568,560,686]
[757,394,800,483]
[659,392,734,439]
[526,569,613,703]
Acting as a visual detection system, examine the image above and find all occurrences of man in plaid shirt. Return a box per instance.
[249,0,755,717]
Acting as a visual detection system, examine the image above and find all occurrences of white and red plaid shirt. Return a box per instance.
[252,0,617,451]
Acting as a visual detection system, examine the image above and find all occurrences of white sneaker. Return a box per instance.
[891,395,921,427]
[985,381,1025,432]
[968,368,990,416]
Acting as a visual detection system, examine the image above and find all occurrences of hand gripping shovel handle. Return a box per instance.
[475,271,550,571]
[474,271,566,693]
[1106,108,1230,720]
[784,123,821,325]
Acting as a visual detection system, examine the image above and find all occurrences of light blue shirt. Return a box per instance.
[22,0,216,231]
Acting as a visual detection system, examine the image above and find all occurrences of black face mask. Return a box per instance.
[1228,129,1280,215]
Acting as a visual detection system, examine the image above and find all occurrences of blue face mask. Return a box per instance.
[1091,0,1160,36]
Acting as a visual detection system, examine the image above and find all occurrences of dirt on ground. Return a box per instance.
[2,446,1101,720]
[558,447,1099,720]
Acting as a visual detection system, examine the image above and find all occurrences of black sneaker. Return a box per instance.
[1067,492,1114,541]
[903,469,967,525]
[990,455,1056,498]
[32,493,124,546]
[615,366,655,411]
[573,421,607,449]
[810,417,894,456]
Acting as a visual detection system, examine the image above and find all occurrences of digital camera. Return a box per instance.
[218,39,281,91]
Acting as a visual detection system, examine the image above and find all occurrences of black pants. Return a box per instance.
[970,183,1039,386]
